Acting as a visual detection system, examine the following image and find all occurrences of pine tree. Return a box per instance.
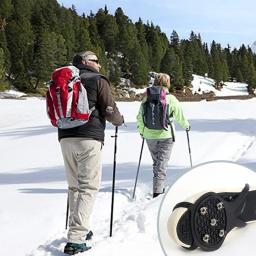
[170,30,180,53]
[160,47,175,75]
[115,7,132,55]
[0,29,10,72]
[0,0,13,17]
[108,54,121,86]
[0,48,5,80]
[160,47,184,90]
[223,45,233,81]
[105,14,119,53]
[0,47,9,91]
[58,8,76,61]
[115,7,140,78]
[221,55,229,82]
[37,0,59,31]
[135,18,150,71]
[87,13,108,74]
[75,16,93,53]
[172,57,184,90]
[180,40,193,86]
[247,62,256,92]
[96,8,118,53]
[88,14,103,51]
[55,34,67,66]
[0,0,13,71]
[5,0,34,91]
[129,42,148,85]
[189,32,208,76]
[236,68,244,82]
[33,31,67,89]
[210,41,224,86]
[146,23,165,72]
[229,49,239,81]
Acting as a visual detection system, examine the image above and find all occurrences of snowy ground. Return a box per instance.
[1,97,256,256]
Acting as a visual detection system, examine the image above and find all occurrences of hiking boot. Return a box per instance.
[153,188,165,198]
[153,192,163,198]
[64,242,91,255]
[85,230,93,240]
[167,184,256,251]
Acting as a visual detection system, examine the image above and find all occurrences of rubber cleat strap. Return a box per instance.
[173,201,193,211]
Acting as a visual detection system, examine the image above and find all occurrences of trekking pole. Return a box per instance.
[186,129,193,168]
[65,192,69,230]
[110,126,118,237]
[132,138,145,200]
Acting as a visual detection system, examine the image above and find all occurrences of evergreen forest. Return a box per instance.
[0,0,256,94]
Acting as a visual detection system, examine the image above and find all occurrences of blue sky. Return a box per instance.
[58,0,256,49]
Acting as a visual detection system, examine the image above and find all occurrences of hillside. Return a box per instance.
[1,73,254,102]
[0,0,256,95]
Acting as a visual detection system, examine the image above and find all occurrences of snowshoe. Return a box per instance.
[64,242,91,255]
[167,184,256,251]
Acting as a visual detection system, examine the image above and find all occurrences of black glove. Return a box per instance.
[186,125,191,131]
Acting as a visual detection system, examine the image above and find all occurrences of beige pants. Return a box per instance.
[60,137,102,244]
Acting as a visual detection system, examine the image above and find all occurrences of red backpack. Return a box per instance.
[46,66,93,129]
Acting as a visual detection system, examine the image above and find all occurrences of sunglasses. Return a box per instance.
[89,59,99,64]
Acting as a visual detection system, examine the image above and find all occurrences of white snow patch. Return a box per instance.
[0,89,27,98]
[191,74,249,96]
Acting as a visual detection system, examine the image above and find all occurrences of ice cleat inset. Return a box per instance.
[167,184,256,251]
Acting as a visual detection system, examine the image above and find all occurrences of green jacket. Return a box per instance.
[136,91,189,140]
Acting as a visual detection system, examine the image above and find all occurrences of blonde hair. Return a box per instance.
[154,73,170,88]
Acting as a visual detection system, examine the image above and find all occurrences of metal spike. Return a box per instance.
[217,202,224,210]
[219,229,225,237]
[210,218,217,226]
[203,234,210,243]
[200,207,208,215]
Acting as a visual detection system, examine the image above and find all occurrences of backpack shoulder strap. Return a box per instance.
[80,72,100,80]
[80,72,109,83]
[165,93,175,141]
[146,86,162,101]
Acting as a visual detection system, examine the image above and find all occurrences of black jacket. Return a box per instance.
[58,65,123,142]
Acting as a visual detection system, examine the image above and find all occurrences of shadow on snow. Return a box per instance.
[0,163,189,196]
[0,118,256,138]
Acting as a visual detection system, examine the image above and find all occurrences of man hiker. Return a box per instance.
[59,51,124,255]
[136,73,190,198]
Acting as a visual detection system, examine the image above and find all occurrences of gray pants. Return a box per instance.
[60,137,102,244]
[146,138,174,194]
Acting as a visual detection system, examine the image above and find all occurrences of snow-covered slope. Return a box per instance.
[191,74,248,96]
[1,98,256,256]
